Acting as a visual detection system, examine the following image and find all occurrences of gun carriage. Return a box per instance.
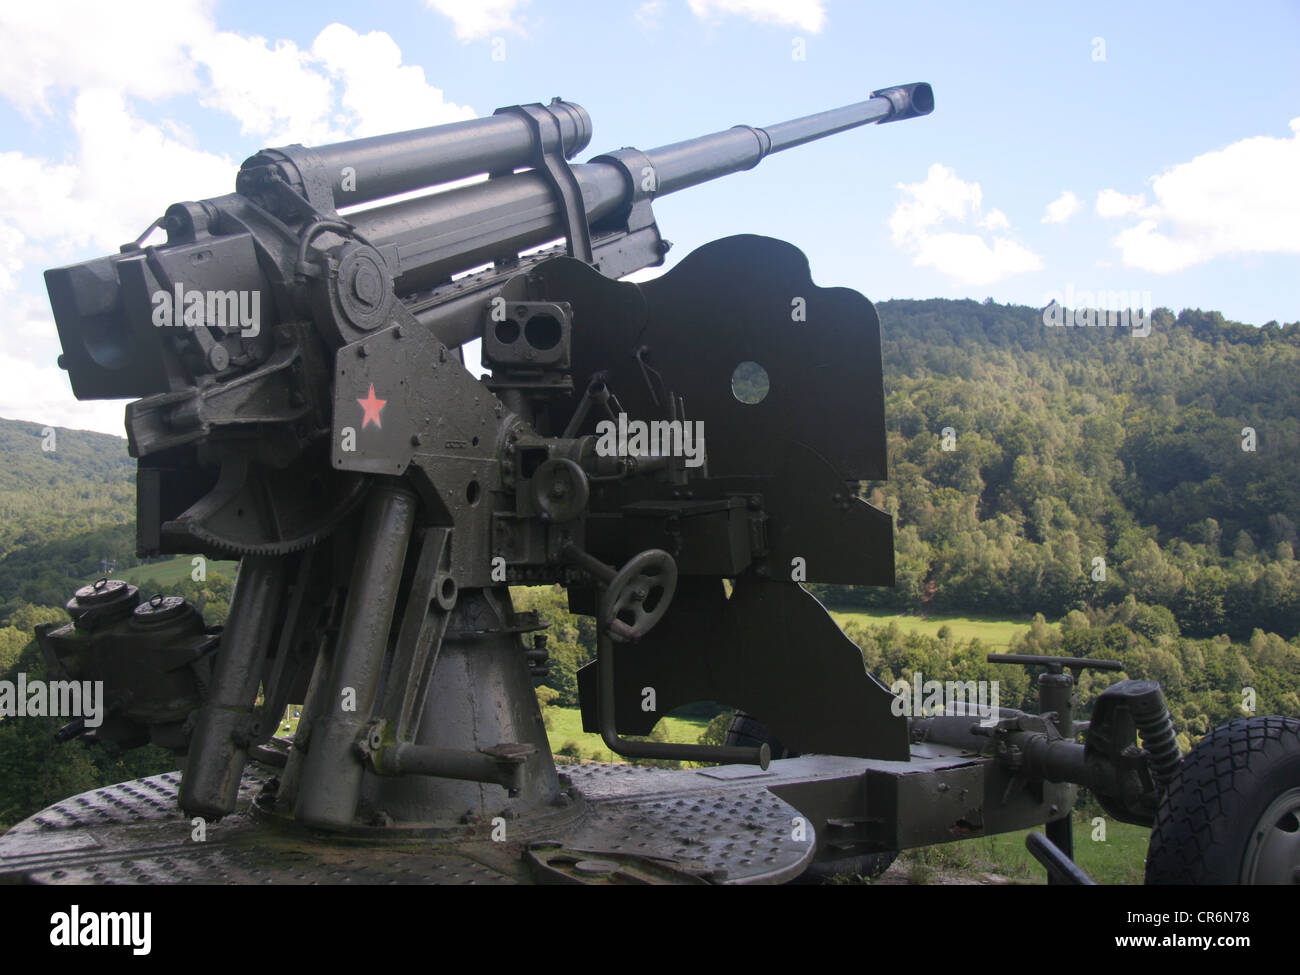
[5,82,1297,885]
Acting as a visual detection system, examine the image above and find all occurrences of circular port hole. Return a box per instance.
[466,480,481,505]
[730,361,770,404]
[524,314,562,351]
[495,318,521,344]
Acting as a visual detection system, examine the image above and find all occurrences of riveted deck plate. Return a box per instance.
[0,762,815,885]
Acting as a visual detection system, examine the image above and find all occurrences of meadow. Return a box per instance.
[827,607,1055,648]
[89,554,238,588]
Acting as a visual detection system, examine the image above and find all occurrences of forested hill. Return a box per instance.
[0,298,1297,639]
[0,418,133,549]
[834,300,1300,638]
[0,419,136,620]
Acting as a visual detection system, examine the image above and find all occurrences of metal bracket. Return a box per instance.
[588,146,668,276]
[494,100,594,263]
[237,144,339,219]
[588,147,659,235]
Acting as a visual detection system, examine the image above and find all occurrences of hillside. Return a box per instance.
[813,300,1300,640]
[2,300,1297,639]
[0,419,139,620]
[0,418,134,554]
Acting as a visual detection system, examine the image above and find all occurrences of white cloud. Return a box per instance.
[910,233,1042,286]
[0,2,478,145]
[889,164,983,238]
[189,24,476,146]
[425,0,530,41]
[0,92,233,285]
[636,1,666,29]
[980,208,1010,231]
[0,294,129,435]
[1110,118,1300,273]
[191,31,337,145]
[1042,190,1082,224]
[1095,188,1146,219]
[0,17,477,274]
[66,90,235,251]
[889,164,1042,285]
[0,93,233,437]
[0,224,25,296]
[0,349,130,435]
[0,89,233,437]
[687,0,826,32]
[312,25,476,139]
[0,0,211,113]
[0,153,81,288]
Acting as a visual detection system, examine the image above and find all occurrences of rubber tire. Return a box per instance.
[724,710,898,881]
[1145,715,1300,885]
[725,711,792,759]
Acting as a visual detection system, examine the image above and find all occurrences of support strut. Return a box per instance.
[295,479,417,829]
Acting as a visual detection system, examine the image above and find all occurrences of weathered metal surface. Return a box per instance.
[22,82,1157,885]
[0,762,816,885]
[578,576,907,760]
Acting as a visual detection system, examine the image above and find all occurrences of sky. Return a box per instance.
[1,0,1297,436]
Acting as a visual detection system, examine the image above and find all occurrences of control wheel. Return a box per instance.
[600,549,677,642]
[529,458,589,522]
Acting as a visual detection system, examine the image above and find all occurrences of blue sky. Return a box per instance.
[1,0,1297,434]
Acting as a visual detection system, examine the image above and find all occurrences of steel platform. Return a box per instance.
[0,760,824,885]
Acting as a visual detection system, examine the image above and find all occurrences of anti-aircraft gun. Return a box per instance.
[8,84,1299,885]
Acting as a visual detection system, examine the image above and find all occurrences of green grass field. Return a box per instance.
[89,555,239,588]
[888,814,1149,885]
[828,607,1055,648]
[544,705,709,763]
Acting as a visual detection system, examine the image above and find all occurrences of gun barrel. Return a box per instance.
[641,83,934,196]
[237,100,592,210]
[352,83,934,294]
[45,85,933,398]
[346,165,625,294]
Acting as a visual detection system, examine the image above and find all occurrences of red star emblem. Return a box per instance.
[357,383,387,429]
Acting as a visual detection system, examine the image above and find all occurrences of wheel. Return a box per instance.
[724,710,792,759]
[600,549,677,642]
[724,710,898,881]
[1145,715,1300,884]
[529,458,588,522]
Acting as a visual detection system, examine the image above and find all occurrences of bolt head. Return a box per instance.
[351,265,381,306]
